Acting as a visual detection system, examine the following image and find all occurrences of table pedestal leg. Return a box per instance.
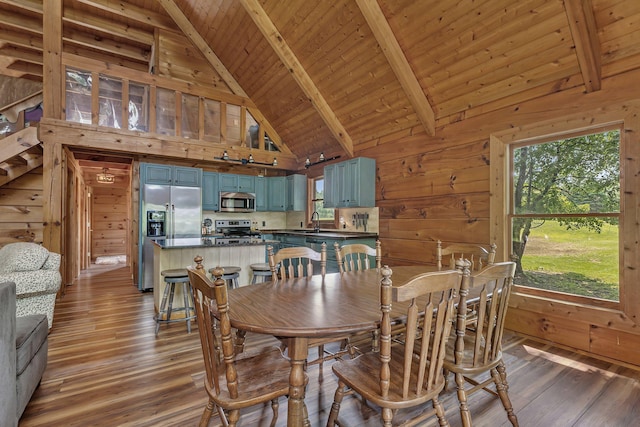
[287,337,309,427]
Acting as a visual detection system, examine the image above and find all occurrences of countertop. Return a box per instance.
[261,229,378,240]
[153,237,276,249]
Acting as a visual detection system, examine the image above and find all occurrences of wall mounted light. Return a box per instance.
[304,152,341,168]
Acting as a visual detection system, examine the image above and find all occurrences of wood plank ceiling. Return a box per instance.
[1,0,640,166]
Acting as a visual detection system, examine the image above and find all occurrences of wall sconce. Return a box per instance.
[96,167,115,184]
[215,151,278,167]
[304,152,341,168]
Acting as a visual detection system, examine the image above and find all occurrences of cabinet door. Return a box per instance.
[255,176,267,211]
[267,177,286,211]
[173,166,201,187]
[336,161,351,207]
[202,172,219,211]
[144,164,172,185]
[286,174,307,211]
[347,157,376,207]
[323,164,337,208]
[238,175,256,193]
[219,173,238,192]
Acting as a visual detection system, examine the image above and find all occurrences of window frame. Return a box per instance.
[507,127,621,306]
[307,175,338,228]
[490,107,639,324]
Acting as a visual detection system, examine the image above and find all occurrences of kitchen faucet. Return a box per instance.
[311,211,320,232]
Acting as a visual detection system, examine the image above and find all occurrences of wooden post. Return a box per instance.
[42,0,62,120]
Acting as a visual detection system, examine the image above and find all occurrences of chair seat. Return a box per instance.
[161,268,189,278]
[250,263,271,271]
[332,343,446,409]
[213,346,292,405]
[209,266,241,276]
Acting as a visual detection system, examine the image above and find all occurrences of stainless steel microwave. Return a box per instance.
[219,192,256,212]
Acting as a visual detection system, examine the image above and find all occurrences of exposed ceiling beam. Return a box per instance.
[563,0,601,92]
[62,28,150,62]
[63,7,154,46]
[239,0,354,157]
[157,0,289,154]
[356,0,435,136]
[0,7,41,33]
[7,61,42,77]
[74,0,178,32]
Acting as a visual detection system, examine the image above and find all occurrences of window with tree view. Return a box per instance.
[510,129,620,301]
[312,177,335,222]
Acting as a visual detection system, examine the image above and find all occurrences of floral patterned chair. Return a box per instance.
[0,243,62,330]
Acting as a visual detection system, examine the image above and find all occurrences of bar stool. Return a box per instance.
[155,268,196,336]
[250,262,273,284]
[210,266,241,289]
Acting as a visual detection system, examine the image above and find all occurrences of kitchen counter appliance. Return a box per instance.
[214,219,260,245]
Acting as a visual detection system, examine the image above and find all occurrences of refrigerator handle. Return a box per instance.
[171,204,176,238]
[165,203,171,238]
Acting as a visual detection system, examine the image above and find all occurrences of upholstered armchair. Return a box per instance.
[0,243,62,330]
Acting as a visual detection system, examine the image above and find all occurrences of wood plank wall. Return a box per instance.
[356,69,640,366]
[90,185,130,261]
[0,168,44,246]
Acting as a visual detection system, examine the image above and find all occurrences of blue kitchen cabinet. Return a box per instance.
[238,175,256,192]
[286,174,307,211]
[323,157,375,208]
[219,173,256,193]
[255,176,267,211]
[202,172,219,211]
[267,177,286,211]
[142,163,201,187]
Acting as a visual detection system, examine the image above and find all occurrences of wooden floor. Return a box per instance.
[19,264,640,426]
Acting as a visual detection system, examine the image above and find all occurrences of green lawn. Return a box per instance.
[516,220,619,301]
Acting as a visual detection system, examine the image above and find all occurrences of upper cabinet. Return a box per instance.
[202,172,219,211]
[142,163,201,187]
[324,157,375,208]
[286,174,307,211]
[219,173,256,193]
[255,176,267,212]
[267,176,287,211]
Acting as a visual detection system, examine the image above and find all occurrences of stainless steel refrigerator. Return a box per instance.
[139,184,201,291]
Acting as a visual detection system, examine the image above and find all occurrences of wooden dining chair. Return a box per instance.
[443,261,519,427]
[327,266,464,427]
[187,256,294,427]
[437,240,496,272]
[267,243,326,279]
[334,240,383,352]
[267,243,351,365]
[334,240,382,273]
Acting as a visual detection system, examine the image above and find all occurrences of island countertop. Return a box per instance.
[152,237,277,249]
[261,229,378,239]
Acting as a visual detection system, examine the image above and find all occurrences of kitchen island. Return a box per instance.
[152,237,275,313]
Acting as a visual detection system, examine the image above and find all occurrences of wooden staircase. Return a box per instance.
[0,126,42,187]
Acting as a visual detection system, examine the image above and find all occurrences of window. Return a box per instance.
[310,176,335,224]
[509,129,620,301]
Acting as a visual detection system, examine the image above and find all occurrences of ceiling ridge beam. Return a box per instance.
[356,0,436,137]
[239,0,354,157]
[157,0,289,154]
[563,0,601,92]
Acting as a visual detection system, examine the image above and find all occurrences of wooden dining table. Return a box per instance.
[224,265,441,427]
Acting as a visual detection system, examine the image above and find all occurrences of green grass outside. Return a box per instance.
[516,220,619,301]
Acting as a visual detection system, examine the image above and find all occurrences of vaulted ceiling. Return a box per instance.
[1,0,640,165]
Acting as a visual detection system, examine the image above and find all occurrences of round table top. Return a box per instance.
[225,266,434,338]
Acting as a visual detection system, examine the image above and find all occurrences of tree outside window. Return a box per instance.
[311,177,335,222]
[510,129,620,301]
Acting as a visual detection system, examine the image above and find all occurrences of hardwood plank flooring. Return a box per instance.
[19,264,640,426]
